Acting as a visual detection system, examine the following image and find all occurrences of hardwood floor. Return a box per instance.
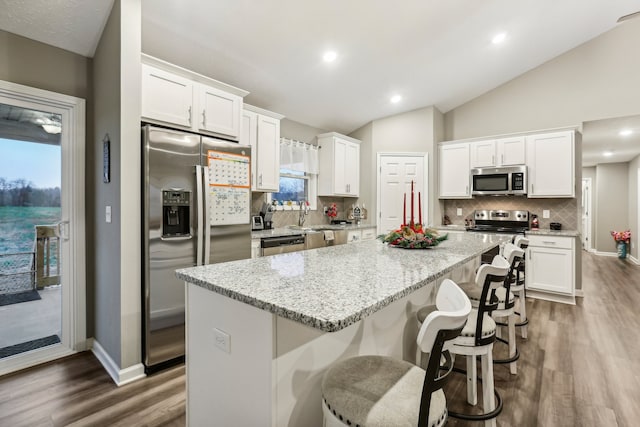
[0,251,638,426]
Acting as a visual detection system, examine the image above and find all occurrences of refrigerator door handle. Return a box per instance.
[203,166,212,265]
[196,165,204,266]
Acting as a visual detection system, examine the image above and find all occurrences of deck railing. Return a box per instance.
[0,224,60,295]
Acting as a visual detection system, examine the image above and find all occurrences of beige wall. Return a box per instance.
[91,0,142,369]
[594,163,629,253]
[444,20,640,140]
[351,106,442,229]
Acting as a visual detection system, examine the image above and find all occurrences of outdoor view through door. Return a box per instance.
[0,103,62,359]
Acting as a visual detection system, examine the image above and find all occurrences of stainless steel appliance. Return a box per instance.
[466,210,529,234]
[142,125,252,371]
[260,235,305,256]
[259,202,275,229]
[471,166,527,196]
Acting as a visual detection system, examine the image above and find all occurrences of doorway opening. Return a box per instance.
[581,177,592,251]
[0,80,85,376]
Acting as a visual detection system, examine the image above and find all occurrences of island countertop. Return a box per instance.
[176,232,510,332]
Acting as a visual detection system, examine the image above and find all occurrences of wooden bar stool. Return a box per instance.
[321,279,471,427]
[417,258,509,427]
[511,235,529,338]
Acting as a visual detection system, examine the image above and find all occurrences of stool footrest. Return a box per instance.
[495,317,529,328]
[444,366,504,421]
[492,336,520,364]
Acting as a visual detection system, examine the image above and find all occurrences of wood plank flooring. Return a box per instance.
[0,251,638,426]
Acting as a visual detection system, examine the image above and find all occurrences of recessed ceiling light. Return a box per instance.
[619,129,632,136]
[492,32,507,44]
[390,95,402,104]
[603,151,614,157]
[323,51,337,62]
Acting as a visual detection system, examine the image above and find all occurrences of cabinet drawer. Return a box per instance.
[361,228,376,241]
[527,234,573,249]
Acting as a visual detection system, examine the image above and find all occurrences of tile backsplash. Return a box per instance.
[442,197,578,230]
[251,193,366,228]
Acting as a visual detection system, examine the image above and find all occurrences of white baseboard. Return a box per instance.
[526,289,576,305]
[91,339,146,386]
[629,255,639,265]
[593,250,618,257]
[575,289,584,298]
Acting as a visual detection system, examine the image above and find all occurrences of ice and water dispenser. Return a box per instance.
[162,190,191,238]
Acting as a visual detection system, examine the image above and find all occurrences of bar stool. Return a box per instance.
[511,235,529,338]
[417,257,509,427]
[321,279,471,427]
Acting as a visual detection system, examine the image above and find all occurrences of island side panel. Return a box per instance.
[186,283,276,427]
[274,256,479,426]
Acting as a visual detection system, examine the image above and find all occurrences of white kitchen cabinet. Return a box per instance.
[470,136,525,168]
[361,228,376,241]
[141,55,248,140]
[347,230,361,243]
[525,234,575,304]
[439,142,471,198]
[526,131,575,198]
[242,105,284,192]
[141,63,194,129]
[318,132,360,197]
[198,85,242,138]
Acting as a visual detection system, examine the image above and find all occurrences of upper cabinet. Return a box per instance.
[241,105,284,192]
[141,55,248,140]
[318,132,360,197]
[439,142,471,198]
[470,136,525,168]
[526,131,575,198]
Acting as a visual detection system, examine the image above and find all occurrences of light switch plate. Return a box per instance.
[542,210,550,219]
[105,205,112,223]
[456,208,462,216]
[213,328,231,353]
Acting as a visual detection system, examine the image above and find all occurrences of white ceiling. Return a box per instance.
[582,115,640,167]
[0,0,638,138]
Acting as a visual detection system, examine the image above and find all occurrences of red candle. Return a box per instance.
[418,191,422,225]
[403,193,407,226]
[410,181,414,226]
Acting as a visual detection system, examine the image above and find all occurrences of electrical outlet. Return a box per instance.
[542,210,550,219]
[213,328,230,353]
[456,208,462,216]
[105,205,112,223]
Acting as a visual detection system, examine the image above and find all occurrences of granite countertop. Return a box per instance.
[176,232,510,332]
[252,223,377,239]
[526,229,580,237]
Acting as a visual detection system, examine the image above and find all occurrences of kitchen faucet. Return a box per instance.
[298,200,309,226]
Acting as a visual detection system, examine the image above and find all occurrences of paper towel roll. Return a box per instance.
[323,230,334,241]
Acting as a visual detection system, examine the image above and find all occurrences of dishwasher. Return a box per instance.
[260,235,305,256]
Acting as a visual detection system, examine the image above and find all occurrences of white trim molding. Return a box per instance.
[92,340,146,386]
[575,289,585,298]
[593,251,618,257]
[629,255,640,266]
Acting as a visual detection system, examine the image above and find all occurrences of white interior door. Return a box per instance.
[377,153,427,234]
[581,178,592,251]
[0,80,85,375]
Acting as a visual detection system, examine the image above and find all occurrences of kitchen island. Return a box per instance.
[176,232,510,426]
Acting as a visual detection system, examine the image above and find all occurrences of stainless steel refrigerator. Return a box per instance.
[142,125,252,371]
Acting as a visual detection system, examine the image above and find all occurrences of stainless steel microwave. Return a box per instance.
[471,165,527,196]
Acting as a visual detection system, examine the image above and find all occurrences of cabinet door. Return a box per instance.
[526,132,574,197]
[241,110,258,189]
[198,85,242,139]
[142,64,193,128]
[344,141,360,196]
[470,140,496,167]
[439,143,471,198]
[526,246,573,295]
[497,136,525,166]
[255,115,280,192]
[333,138,348,195]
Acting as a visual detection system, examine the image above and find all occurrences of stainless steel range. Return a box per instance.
[467,210,529,234]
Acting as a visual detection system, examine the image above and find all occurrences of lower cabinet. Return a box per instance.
[251,238,261,259]
[525,234,575,303]
[347,228,376,243]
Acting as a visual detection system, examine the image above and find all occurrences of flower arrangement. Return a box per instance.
[326,203,337,218]
[379,224,448,249]
[611,230,631,243]
[378,180,447,249]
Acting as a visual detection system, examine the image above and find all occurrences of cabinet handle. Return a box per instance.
[202,110,206,126]
[259,174,263,186]
[492,155,495,165]
[501,154,504,164]
[188,106,192,125]
[542,241,556,245]
[531,184,534,194]
[466,185,469,194]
